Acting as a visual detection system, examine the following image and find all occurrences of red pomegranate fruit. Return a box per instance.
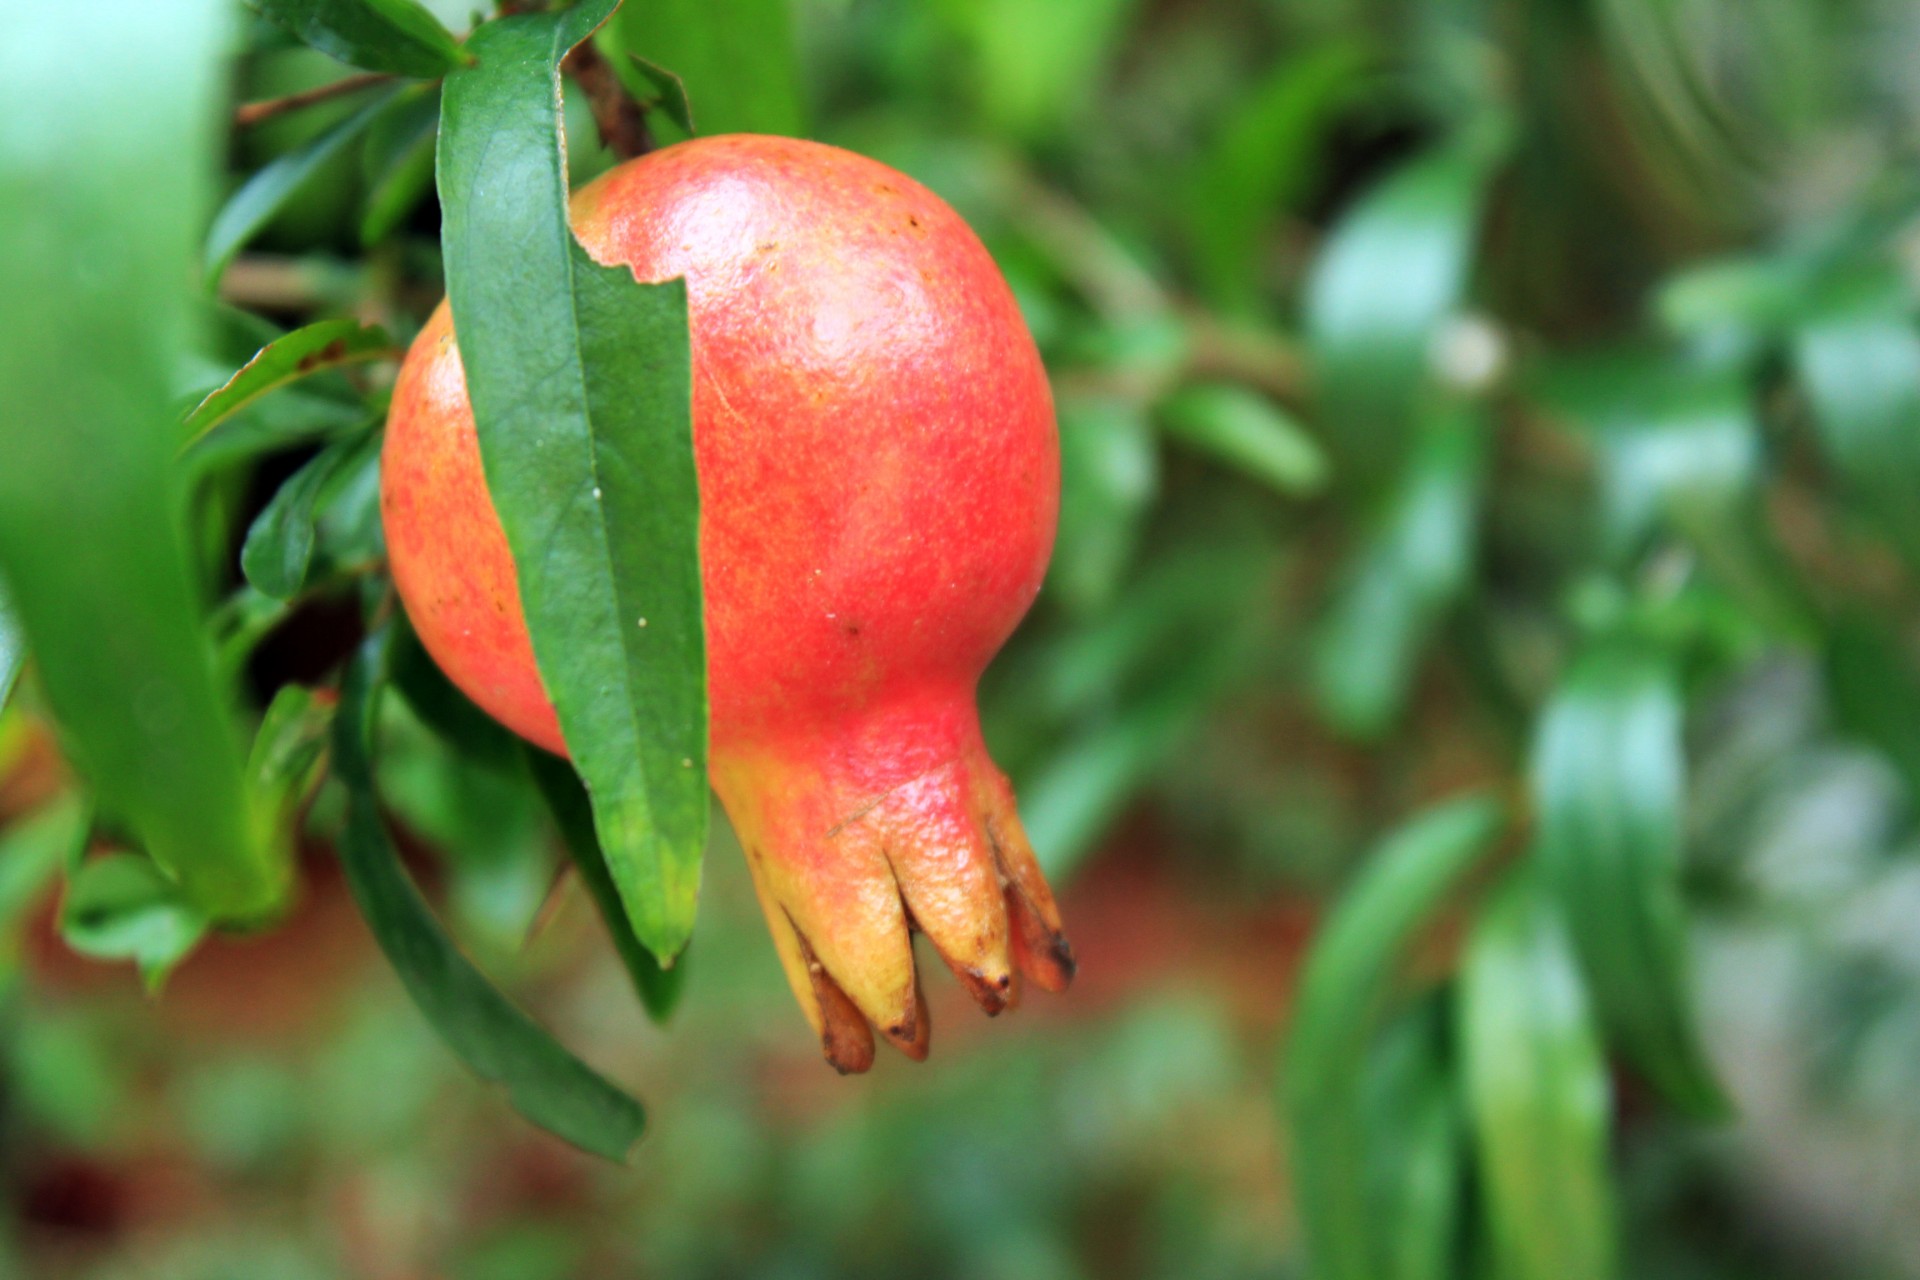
[380,134,1073,1072]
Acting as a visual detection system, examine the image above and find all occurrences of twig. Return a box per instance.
[563,39,653,159]
[235,72,393,128]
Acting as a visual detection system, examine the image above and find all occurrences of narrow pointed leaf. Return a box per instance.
[332,631,647,1161]
[206,89,399,284]
[609,54,695,136]
[1795,292,1920,569]
[181,318,393,449]
[249,0,468,78]
[1157,382,1329,495]
[1362,1003,1465,1280]
[604,0,804,137]
[241,432,379,600]
[360,85,441,244]
[1459,873,1617,1280]
[1051,396,1158,616]
[1305,132,1503,480]
[525,748,687,1022]
[1312,402,1485,739]
[1,797,91,966]
[60,854,209,990]
[1186,41,1368,311]
[390,622,527,774]
[1533,645,1729,1118]
[438,3,707,963]
[0,0,286,920]
[1284,794,1505,1280]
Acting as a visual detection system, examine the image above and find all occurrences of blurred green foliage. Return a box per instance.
[7,0,1920,1277]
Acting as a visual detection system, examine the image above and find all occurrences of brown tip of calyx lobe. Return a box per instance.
[793,921,877,1074]
[718,706,1074,1073]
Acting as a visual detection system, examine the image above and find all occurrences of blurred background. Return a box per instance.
[8,0,1920,1276]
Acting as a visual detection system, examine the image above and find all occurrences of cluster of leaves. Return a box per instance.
[0,0,805,1162]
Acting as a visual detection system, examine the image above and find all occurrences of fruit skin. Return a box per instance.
[381,134,1074,1071]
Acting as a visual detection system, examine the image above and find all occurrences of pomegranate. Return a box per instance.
[381,134,1073,1071]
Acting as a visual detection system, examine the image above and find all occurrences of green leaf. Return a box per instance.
[1305,131,1504,481]
[611,54,695,136]
[1458,873,1617,1280]
[60,854,210,990]
[1284,794,1505,1280]
[181,318,393,450]
[1825,616,1920,802]
[1362,1003,1464,1280]
[525,749,687,1022]
[1022,620,1252,882]
[1312,402,1485,739]
[240,432,380,600]
[603,0,804,138]
[1795,292,1920,569]
[331,630,647,1161]
[940,0,1140,140]
[439,3,707,963]
[390,621,527,773]
[249,0,467,78]
[0,580,23,710]
[249,683,335,824]
[0,0,287,920]
[359,84,441,244]
[1578,357,1758,557]
[1156,382,1329,496]
[1186,41,1368,312]
[1050,396,1158,616]
[205,88,399,285]
[0,795,90,942]
[1532,644,1730,1119]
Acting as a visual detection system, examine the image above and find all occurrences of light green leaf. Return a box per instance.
[0,796,90,943]
[1306,131,1504,480]
[939,0,1140,140]
[206,88,400,284]
[439,3,707,963]
[61,854,210,990]
[331,630,647,1161]
[1795,291,1920,569]
[0,0,286,920]
[1157,382,1329,495]
[249,683,335,825]
[1312,402,1485,739]
[1022,622,1251,882]
[249,0,468,78]
[1533,645,1730,1118]
[1362,1004,1464,1280]
[1459,873,1617,1280]
[1284,794,1506,1280]
[181,318,393,450]
[1051,396,1159,616]
[610,54,695,136]
[1187,41,1368,312]
[603,0,804,138]
[240,432,379,600]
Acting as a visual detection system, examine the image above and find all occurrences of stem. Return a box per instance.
[562,38,653,159]
[234,72,393,128]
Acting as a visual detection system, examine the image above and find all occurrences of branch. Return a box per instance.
[563,38,653,159]
[234,72,392,128]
